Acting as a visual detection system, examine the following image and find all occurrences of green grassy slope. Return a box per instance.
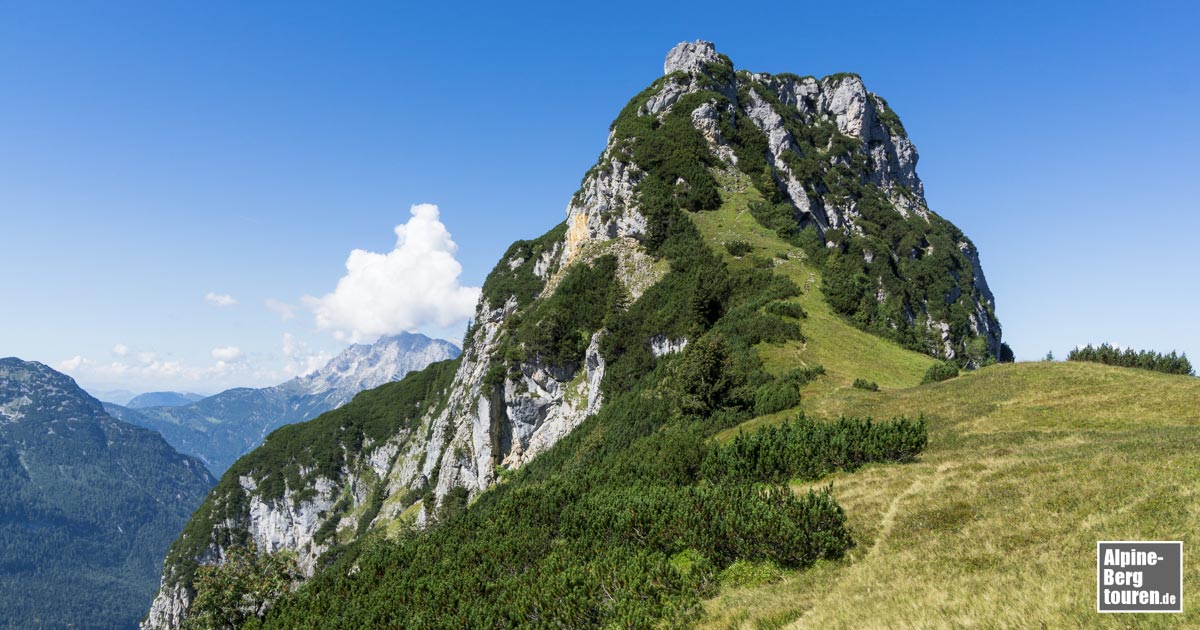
[684,166,1200,629]
[693,170,938,445]
[701,362,1200,629]
[693,171,937,393]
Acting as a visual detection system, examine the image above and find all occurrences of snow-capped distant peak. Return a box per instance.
[295,332,460,407]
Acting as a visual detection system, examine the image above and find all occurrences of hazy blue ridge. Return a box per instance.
[108,332,460,476]
[126,391,207,408]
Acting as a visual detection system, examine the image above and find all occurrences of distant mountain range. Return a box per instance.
[126,391,207,408]
[105,332,460,475]
[90,387,138,406]
[0,357,214,630]
[90,389,207,409]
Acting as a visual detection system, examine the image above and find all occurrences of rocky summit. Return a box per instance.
[143,41,1003,629]
[572,40,998,359]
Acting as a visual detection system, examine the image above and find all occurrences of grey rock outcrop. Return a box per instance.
[562,147,645,266]
[292,333,461,411]
[645,41,999,359]
[742,86,823,228]
[664,40,720,75]
[650,335,689,357]
[143,584,192,630]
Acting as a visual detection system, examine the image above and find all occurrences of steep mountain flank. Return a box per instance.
[0,358,214,630]
[644,41,998,360]
[108,332,459,475]
[144,41,999,628]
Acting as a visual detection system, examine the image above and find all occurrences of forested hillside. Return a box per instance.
[0,358,214,630]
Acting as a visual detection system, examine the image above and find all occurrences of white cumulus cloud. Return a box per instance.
[306,204,480,342]
[58,355,91,371]
[211,346,243,362]
[205,292,237,307]
[112,343,129,356]
[281,333,332,378]
[56,346,287,393]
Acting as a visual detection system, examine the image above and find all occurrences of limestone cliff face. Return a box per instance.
[142,299,612,628]
[645,40,999,359]
[145,124,647,630]
[144,40,1001,628]
[386,296,608,522]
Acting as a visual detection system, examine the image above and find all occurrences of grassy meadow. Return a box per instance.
[698,363,1200,629]
[691,169,1200,628]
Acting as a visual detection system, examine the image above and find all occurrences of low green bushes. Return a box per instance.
[753,379,801,416]
[852,378,879,391]
[561,484,851,569]
[1068,343,1193,376]
[724,240,753,256]
[701,414,927,484]
[922,361,959,384]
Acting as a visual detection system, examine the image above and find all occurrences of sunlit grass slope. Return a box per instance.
[693,171,937,394]
[701,362,1200,629]
[689,169,1200,628]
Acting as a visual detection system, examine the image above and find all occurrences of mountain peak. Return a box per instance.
[145,44,1007,628]
[297,333,459,404]
[663,39,720,75]
[126,391,206,408]
[0,357,105,423]
[107,333,461,476]
[565,43,999,360]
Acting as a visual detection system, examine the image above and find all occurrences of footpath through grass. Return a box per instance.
[700,362,1200,629]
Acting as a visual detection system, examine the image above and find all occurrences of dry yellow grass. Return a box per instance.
[698,362,1200,629]
[689,168,1200,628]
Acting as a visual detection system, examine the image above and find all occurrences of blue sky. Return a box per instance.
[1,1,1196,392]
